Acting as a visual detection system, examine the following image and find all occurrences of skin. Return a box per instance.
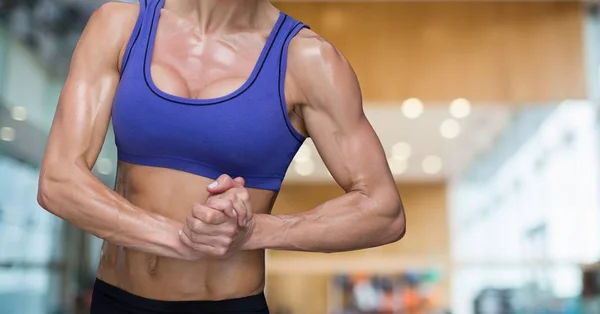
[38,0,405,302]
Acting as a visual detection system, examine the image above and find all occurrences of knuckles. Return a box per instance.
[221,236,233,247]
[204,210,219,223]
[236,189,250,202]
[224,225,238,237]
[215,246,229,257]
[192,202,204,212]
[204,198,218,208]
[191,204,206,218]
[191,219,203,232]
[205,197,234,212]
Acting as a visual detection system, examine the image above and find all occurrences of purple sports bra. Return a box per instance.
[112,0,309,191]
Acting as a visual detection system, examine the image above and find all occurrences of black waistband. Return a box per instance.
[92,279,268,314]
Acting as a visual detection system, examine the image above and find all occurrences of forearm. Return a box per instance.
[244,190,405,253]
[38,164,185,259]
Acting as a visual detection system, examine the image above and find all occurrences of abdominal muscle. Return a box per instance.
[96,161,277,301]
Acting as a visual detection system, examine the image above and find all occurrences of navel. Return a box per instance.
[146,255,159,274]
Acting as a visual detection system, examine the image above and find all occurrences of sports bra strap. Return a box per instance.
[246,15,310,142]
[119,0,151,74]
[264,15,309,65]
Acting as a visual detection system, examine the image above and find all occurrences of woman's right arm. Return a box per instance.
[37,3,193,260]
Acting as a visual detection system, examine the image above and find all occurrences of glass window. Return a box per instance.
[0,155,64,314]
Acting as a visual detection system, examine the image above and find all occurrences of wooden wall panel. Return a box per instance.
[266,274,330,314]
[381,184,449,256]
[274,2,586,102]
[265,183,450,313]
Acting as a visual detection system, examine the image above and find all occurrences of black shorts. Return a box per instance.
[90,279,269,314]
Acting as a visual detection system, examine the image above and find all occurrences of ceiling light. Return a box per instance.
[294,144,312,163]
[294,159,315,176]
[95,158,113,175]
[422,155,443,174]
[401,98,424,119]
[0,127,15,142]
[440,119,461,139]
[449,98,471,119]
[388,158,407,175]
[11,106,27,121]
[391,142,412,160]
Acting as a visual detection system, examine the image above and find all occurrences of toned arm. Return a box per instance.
[245,32,406,253]
[37,3,193,260]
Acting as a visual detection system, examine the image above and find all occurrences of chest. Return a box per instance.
[151,17,269,100]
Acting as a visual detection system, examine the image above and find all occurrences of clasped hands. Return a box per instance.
[178,174,254,260]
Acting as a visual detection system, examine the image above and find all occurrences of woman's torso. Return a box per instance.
[97,0,308,301]
[97,163,275,301]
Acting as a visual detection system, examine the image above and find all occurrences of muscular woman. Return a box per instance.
[37,1,406,313]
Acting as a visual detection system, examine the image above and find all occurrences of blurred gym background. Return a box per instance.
[2,0,600,313]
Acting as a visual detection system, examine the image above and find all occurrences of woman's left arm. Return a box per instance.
[244,34,406,253]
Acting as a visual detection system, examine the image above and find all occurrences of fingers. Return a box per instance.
[233,177,245,186]
[180,218,238,258]
[179,229,230,257]
[201,198,237,220]
[204,174,250,227]
[192,203,229,225]
[185,213,220,237]
[182,222,236,244]
[187,208,238,237]
[206,174,244,194]
[205,189,252,227]
[179,229,214,252]
[232,189,252,227]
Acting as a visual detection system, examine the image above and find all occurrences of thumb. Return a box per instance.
[206,174,236,194]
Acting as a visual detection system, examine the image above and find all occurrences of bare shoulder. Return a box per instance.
[89,1,139,31]
[76,2,141,68]
[82,2,140,48]
[287,28,361,110]
[288,28,350,77]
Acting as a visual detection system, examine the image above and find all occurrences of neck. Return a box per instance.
[164,0,268,34]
